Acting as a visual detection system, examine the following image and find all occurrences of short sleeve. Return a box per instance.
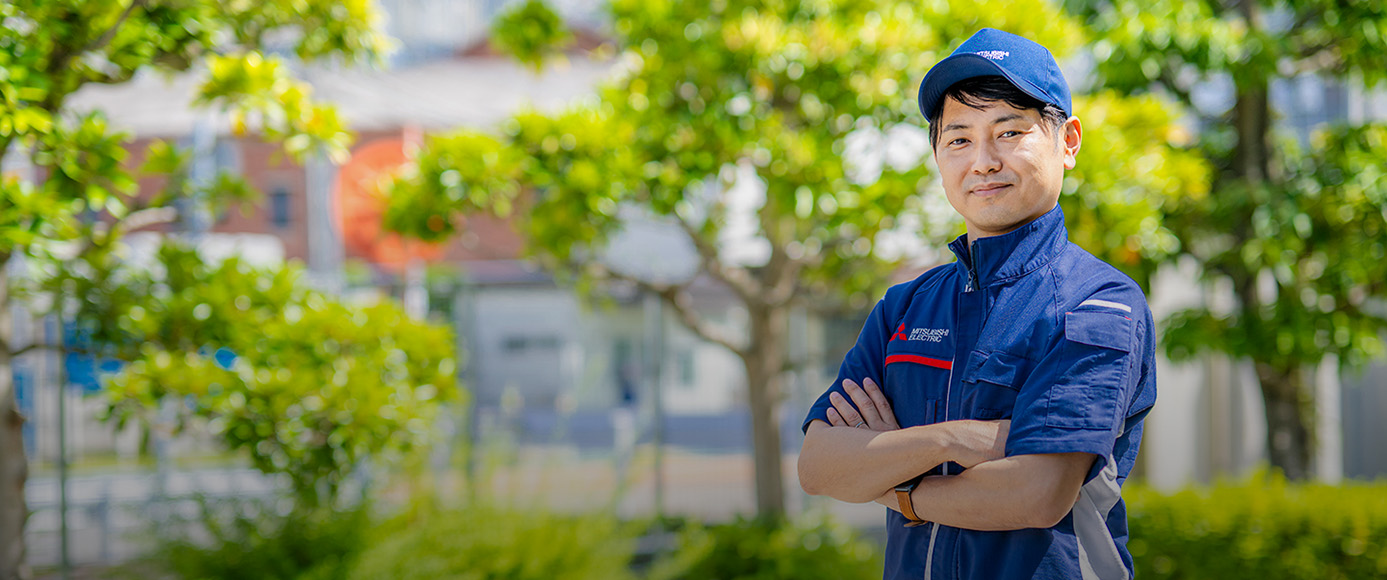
[802,296,890,433]
[1005,307,1140,474]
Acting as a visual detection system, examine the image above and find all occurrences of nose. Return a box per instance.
[970,140,1002,175]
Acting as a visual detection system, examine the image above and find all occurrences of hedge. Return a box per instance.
[150,474,1387,580]
[646,514,882,580]
[1126,472,1387,579]
[347,504,639,580]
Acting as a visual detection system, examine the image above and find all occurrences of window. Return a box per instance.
[270,187,291,228]
[214,139,241,173]
[678,350,695,387]
[503,336,560,353]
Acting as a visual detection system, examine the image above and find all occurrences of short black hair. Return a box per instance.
[927,76,1068,149]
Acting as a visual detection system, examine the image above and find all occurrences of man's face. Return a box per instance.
[933,97,1081,241]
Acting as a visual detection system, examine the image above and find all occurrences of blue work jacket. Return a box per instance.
[804,205,1157,580]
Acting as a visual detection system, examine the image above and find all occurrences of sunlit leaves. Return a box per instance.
[92,243,459,508]
[385,131,524,242]
[492,0,573,72]
[1063,91,1210,282]
[1162,124,1387,370]
[0,0,386,258]
[198,52,355,164]
[393,0,1205,315]
[1074,0,1387,380]
[31,112,136,209]
[0,177,61,250]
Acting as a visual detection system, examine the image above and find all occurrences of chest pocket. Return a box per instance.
[961,350,1025,420]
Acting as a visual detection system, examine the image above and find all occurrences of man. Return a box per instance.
[798,28,1156,580]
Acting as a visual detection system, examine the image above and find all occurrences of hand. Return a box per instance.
[947,420,1010,468]
[825,378,900,432]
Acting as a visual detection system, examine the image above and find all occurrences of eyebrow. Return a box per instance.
[940,113,1028,134]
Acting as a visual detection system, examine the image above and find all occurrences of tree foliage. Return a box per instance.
[1067,0,1387,479]
[68,243,459,507]
[387,0,1207,516]
[492,0,574,73]
[0,0,396,575]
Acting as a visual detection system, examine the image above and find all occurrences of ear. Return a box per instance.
[1062,116,1082,170]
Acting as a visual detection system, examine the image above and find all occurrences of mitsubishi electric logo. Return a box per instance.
[889,324,950,343]
[975,50,1009,61]
[909,328,950,343]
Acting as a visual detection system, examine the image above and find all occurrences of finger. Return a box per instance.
[861,378,899,429]
[842,379,883,427]
[826,407,846,426]
[829,391,864,427]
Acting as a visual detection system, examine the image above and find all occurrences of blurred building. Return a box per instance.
[21,0,1387,485]
[28,0,781,466]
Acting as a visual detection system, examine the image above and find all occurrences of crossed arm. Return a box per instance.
[797,378,1095,531]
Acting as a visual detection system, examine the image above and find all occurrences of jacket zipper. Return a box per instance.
[928,249,975,580]
[923,357,956,580]
[968,244,981,292]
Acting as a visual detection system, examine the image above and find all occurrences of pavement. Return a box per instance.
[457,446,884,527]
[23,444,887,572]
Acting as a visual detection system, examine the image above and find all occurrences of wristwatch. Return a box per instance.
[894,475,929,527]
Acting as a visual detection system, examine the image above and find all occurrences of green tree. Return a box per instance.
[387,0,1206,517]
[78,242,458,509]
[1067,0,1387,480]
[0,1,391,577]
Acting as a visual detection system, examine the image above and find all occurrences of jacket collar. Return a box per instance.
[947,204,1069,289]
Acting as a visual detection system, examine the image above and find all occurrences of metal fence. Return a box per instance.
[24,467,286,568]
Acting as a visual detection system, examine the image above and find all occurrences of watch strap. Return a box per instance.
[894,475,928,527]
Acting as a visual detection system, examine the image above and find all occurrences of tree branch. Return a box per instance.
[755,197,804,308]
[1291,44,1342,76]
[111,206,179,235]
[762,246,805,308]
[10,342,60,358]
[81,0,147,57]
[654,283,749,358]
[670,210,762,305]
[1289,6,1324,35]
[43,0,147,109]
[589,261,749,357]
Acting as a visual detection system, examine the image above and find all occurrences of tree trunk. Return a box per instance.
[1233,270,1315,480]
[1232,0,1271,184]
[1228,1,1313,479]
[1232,84,1271,183]
[742,303,787,520]
[1253,362,1312,480]
[0,262,31,580]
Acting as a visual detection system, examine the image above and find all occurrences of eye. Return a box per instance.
[999,130,1021,138]
[948,137,969,147]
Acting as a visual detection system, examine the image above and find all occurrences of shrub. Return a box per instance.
[1126,472,1387,580]
[157,500,372,580]
[346,503,638,580]
[647,515,882,580]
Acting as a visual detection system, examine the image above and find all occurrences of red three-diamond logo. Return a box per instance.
[889,323,908,342]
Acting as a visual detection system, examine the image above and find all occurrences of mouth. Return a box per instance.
[969,183,1011,197]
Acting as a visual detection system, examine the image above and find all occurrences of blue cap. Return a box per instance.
[916,28,1071,122]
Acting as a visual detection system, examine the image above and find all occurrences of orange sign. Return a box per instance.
[336,137,445,271]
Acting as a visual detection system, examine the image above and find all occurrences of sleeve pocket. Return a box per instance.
[1046,311,1134,430]
[1044,383,1119,430]
[1065,311,1132,352]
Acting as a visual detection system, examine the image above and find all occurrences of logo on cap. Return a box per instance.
[974,50,1009,61]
